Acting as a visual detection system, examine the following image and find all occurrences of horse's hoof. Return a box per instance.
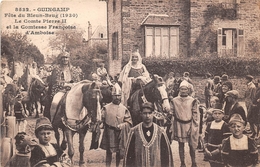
[79,161,85,167]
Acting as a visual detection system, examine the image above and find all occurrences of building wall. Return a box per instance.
[120,0,191,62]
[190,0,260,57]
[107,0,260,75]
[107,0,123,76]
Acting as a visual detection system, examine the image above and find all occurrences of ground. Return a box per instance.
[19,101,259,167]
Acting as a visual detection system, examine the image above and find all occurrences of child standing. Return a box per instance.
[204,96,220,125]
[5,132,37,167]
[204,103,231,167]
[221,114,258,167]
[30,117,69,167]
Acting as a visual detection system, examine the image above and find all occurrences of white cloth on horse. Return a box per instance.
[50,92,65,122]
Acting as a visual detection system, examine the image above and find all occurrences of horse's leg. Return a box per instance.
[79,130,87,166]
[61,130,67,151]
[64,128,75,164]
[27,102,32,116]
[54,128,60,147]
[35,101,39,118]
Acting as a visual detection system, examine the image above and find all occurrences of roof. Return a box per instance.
[141,14,180,26]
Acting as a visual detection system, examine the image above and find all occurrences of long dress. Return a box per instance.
[123,123,173,167]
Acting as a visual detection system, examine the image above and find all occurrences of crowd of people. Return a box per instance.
[1,50,260,167]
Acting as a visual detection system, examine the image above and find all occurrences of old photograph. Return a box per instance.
[1,0,260,166]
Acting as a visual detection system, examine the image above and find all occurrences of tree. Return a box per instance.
[1,31,44,66]
[48,24,85,53]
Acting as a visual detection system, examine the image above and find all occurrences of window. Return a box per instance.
[145,26,179,58]
[217,28,244,57]
[112,32,118,60]
[113,0,116,12]
[100,33,103,38]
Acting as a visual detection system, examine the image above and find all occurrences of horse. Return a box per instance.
[27,78,47,117]
[128,74,171,126]
[2,83,20,116]
[50,80,102,166]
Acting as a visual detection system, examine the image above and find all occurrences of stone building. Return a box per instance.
[86,21,108,47]
[106,0,260,76]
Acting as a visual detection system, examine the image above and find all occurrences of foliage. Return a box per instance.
[48,24,85,52]
[143,57,260,77]
[191,3,237,57]
[1,31,44,66]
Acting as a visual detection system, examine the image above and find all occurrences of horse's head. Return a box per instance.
[146,74,171,113]
[82,81,103,111]
[31,78,47,96]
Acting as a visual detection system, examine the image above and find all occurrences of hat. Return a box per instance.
[13,74,18,81]
[60,51,70,58]
[183,72,190,77]
[111,83,122,95]
[179,80,189,88]
[221,74,228,81]
[213,76,220,83]
[35,117,53,132]
[205,72,212,78]
[15,132,37,153]
[229,113,245,125]
[225,90,239,99]
[212,102,224,113]
[245,75,254,81]
[222,81,233,90]
[141,102,154,111]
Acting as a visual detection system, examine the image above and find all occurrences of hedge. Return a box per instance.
[142,57,260,77]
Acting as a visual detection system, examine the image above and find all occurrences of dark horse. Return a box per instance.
[128,74,171,126]
[27,78,47,117]
[3,83,20,116]
[50,80,102,166]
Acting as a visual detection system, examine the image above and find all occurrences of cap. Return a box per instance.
[179,80,189,88]
[213,76,220,83]
[222,81,233,90]
[225,90,239,99]
[13,74,18,81]
[212,102,224,113]
[221,74,228,81]
[60,51,70,58]
[141,102,154,111]
[229,113,245,125]
[111,83,122,95]
[183,72,190,77]
[35,117,53,132]
[245,75,254,81]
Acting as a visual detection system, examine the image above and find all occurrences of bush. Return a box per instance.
[142,57,260,77]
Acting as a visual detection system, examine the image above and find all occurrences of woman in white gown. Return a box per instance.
[118,51,151,107]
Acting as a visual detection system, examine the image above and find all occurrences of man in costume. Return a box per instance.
[100,83,132,167]
[123,102,173,167]
[44,51,80,119]
[170,80,199,167]
[118,50,151,107]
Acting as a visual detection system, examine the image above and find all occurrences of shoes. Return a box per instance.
[180,163,186,167]
[191,163,198,167]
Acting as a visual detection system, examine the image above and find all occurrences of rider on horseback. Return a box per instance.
[44,51,80,119]
[118,50,151,107]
